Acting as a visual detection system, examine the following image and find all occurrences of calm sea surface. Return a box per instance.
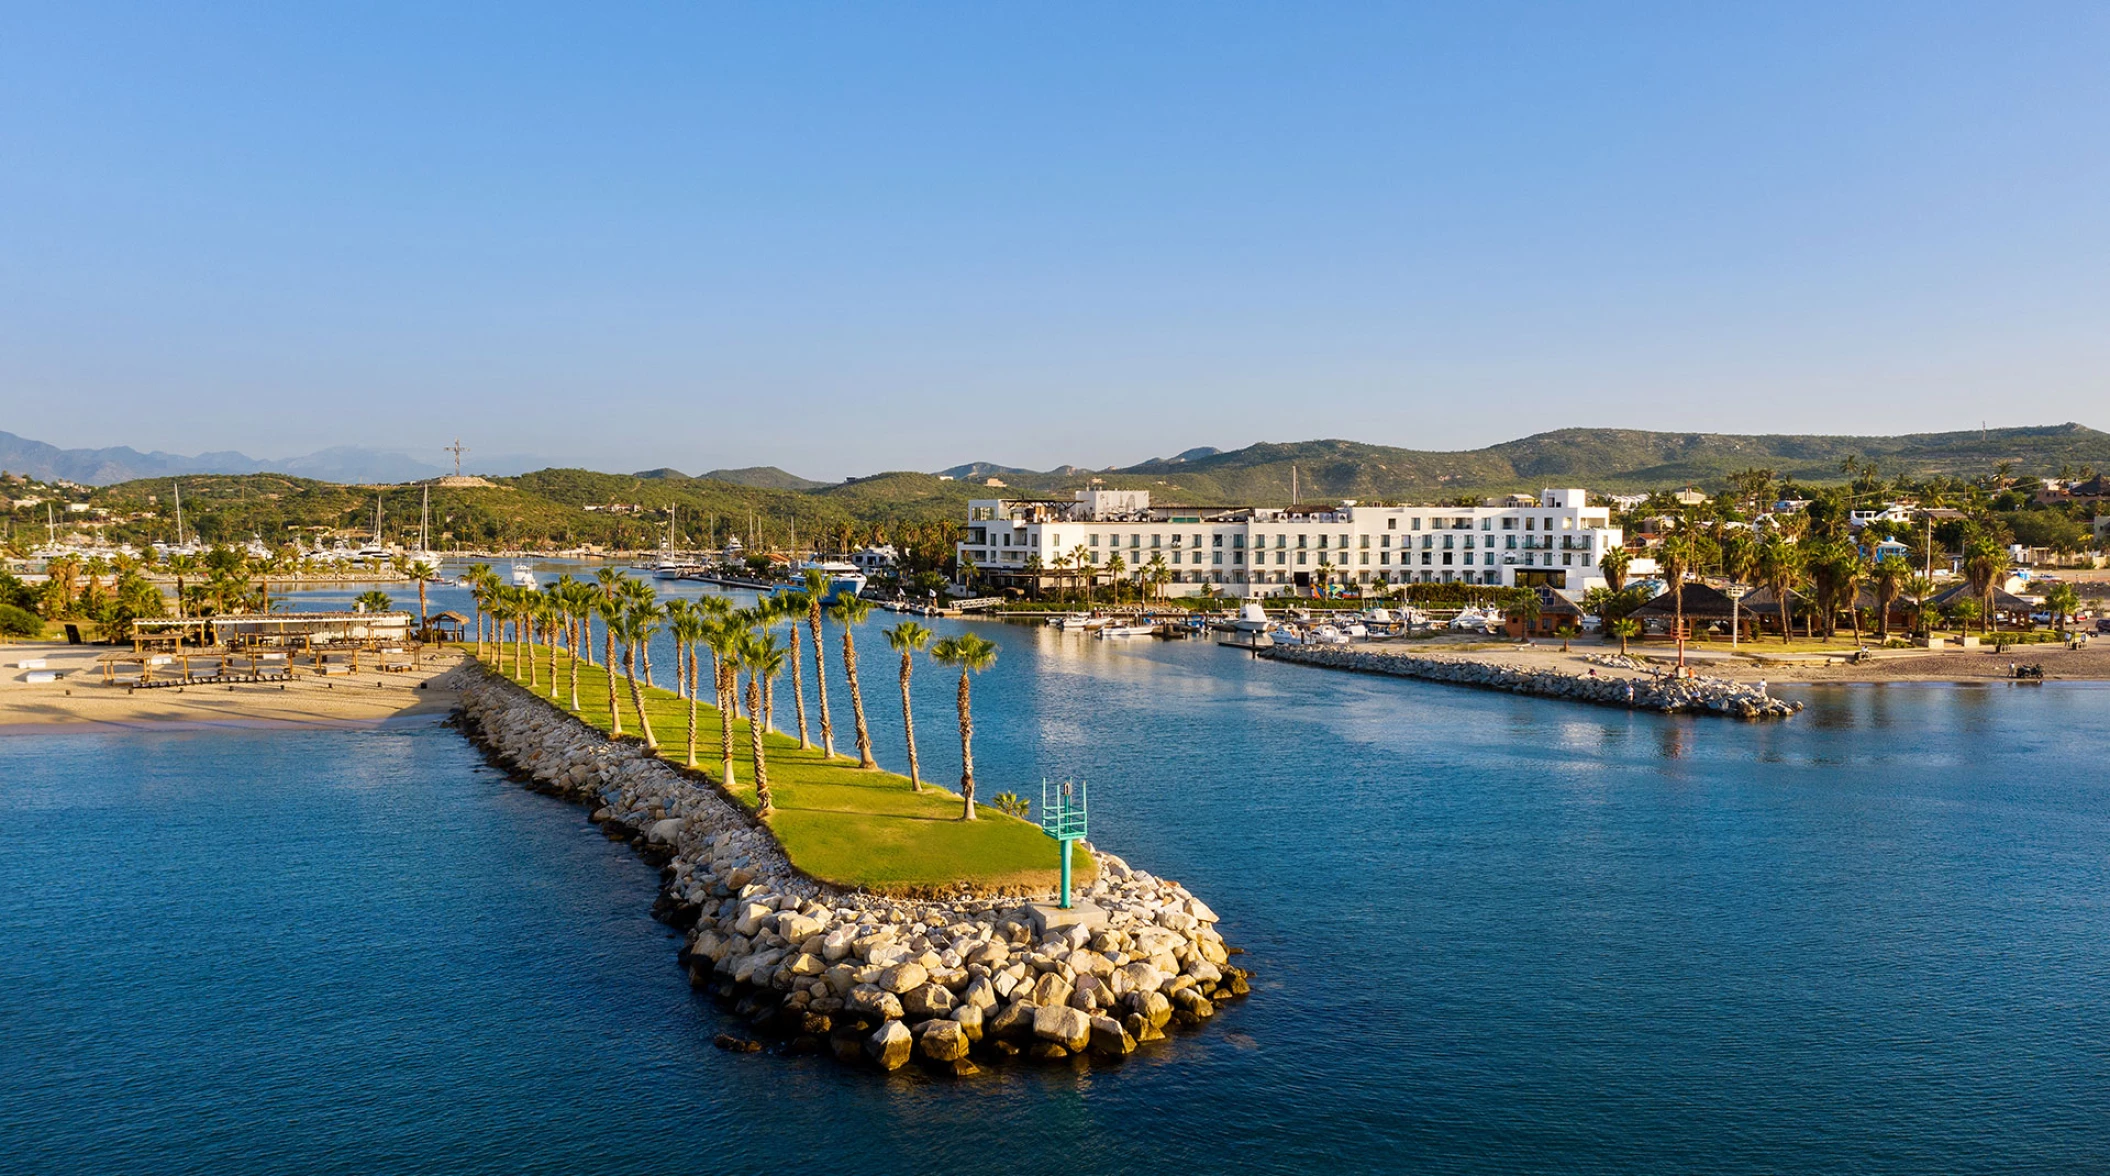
[4,569,2108,1173]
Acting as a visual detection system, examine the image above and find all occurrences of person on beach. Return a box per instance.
[1757,677,1766,695]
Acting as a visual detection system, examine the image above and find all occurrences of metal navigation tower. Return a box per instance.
[1039,778,1089,909]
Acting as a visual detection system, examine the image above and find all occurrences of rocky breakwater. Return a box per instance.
[447,664,1250,1075]
[1264,646,1801,719]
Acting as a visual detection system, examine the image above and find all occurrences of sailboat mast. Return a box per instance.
[173,480,184,546]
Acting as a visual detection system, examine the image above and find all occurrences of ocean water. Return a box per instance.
[5,578,2109,1173]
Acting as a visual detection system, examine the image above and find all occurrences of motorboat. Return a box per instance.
[510,563,539,589]
[1231,602,1272,632]
[1307,624,1351,645]
[1095,623,1156,638]
[784,560,867,604]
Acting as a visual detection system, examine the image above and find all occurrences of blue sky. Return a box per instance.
[3,3,2106,478]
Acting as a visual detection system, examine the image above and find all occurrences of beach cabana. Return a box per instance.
[1927,582,2037,630]
[1503,587,1586,638]
[422,610,468,643]
[1629,582,1746,641]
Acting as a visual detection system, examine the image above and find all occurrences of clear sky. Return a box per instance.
[3,3,2106,479]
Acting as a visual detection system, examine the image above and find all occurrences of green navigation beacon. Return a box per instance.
[1038,778,1088,910]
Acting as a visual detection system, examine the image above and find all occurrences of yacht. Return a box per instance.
[1230,602,1272,632]
[1095,622,1156,638]
[510,563,539,589]
[785,559,867,604]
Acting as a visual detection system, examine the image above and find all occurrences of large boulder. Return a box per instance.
[1029,972,1072,1009]
[989,999,1038,1041]
[846,984,905,1021]
[917,1019,969,1062]
[950,1002,985,1043]
[733,901,774,936]
[960,975,999,1011]
[821,926,859,962]
[1088,1014,1136,1057]
[776,912,826,942]
[878,961,929,995]
[1130,989,1172,1031]
[647,818,682,845]
[867,1020,913,1070]
[901,982,955,1020]
[1032,1004,1092,1051]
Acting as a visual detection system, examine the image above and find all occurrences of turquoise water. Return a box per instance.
[5,576,2109,1172]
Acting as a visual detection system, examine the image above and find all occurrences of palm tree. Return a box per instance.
[1609,617,1640,656]
[1756,533,1802,645]
[594,593,625,736]
[1903,573,1935,639]
[739,631,784,817]
[802,570,837,757]
[928,632,998,821]
[884,621,931,790]
[464,562,495,655]
[702,617,742,788]
[1144,553,1168,602]
[1963,537,2009,636]
[559,580,598,710]
[1871,555,1910,639]
[1657,528,1700,663]
[2044,581,2080,634]
[1597,546,1630,594]
[775,590,812,749]
[614,603,660,750]
[669,607,709,767]
[1104,553,1127,603]
[594,567,624,675]
[828,593,879,769]
[406,559,436,636]
[1069,544,1094,601]
[168,553,203,621]
[662,598,695,700]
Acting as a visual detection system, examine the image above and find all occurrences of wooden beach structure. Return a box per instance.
[99,610,420,686]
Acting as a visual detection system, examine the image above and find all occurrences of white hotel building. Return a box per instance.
[959,488,1622,598]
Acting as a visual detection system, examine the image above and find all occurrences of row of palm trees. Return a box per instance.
[462,566,1002,821]
[1600,521,2030,645]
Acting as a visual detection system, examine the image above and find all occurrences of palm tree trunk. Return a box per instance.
[715,657,735,787]
[899,652,921,790]
[957,669,977,820]
[747,675,771,816]
[843,629,876,769]
[568,620,581,710]
[809,608,835,757]
[604,626,623,736]
[684,647,698,768]
[788,625,810,749]
[626,640,657,749]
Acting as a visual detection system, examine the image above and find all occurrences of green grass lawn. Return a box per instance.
[473,643,1093,896]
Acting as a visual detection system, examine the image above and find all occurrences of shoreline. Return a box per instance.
[452,662,1250,1074]
[0,642,466,731]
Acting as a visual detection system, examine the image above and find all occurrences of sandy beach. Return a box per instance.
[0,643,468,733]
[1363,635,2110,685]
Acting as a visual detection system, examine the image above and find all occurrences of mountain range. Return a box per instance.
[940,424,2110,502]
[10,423,2109,501]
[0,432,559,486]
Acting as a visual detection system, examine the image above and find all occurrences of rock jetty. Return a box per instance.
[1264,645,1801,719]
[445,664,1249,1074]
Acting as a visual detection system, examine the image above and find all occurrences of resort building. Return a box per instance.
[958,488,1622,598]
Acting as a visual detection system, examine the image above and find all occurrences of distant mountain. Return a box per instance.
[700,466,829,491]
[953,424,2110,503]
[938,461,1043,480]
[0,430,551,485]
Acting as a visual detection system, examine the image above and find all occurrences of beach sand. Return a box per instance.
[0,643,468,733]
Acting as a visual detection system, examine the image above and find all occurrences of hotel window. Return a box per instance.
[1171,533,1182,546]
[1524,517,1534,531]
[1130,534,1139,548]
[1232,534,1244,549]
[1212,552,1222,565]
[1506,535,1516,549]
[1503,517,1515,530]
[1088,534,1098,547]
[1481,519,1492,531]
[1316,534,1327,549]
[1297,552,1307,565]
[1212,534,1223,547]
[1380,535,1390,548]
[1379,552,1389,565]
[1276,551,1285,565]
[1464,535,1475,550]
[1232,552,1242,565]
[1358,552,1369,565]
[1387,518,1397,530]
[1442,553,1453,565]
[1422,552,1432,565]
[1485,553,1496,566]
[1276,534,1286,548]
[1152,534,1162,548]
[1297,535,1308,548]
[1359,535,1369,549]
[1443,536,1453,550]
[1171,551,1181,564]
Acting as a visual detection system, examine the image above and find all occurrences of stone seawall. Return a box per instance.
[444,663,1249,1074]
[1263,646,1802,719]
